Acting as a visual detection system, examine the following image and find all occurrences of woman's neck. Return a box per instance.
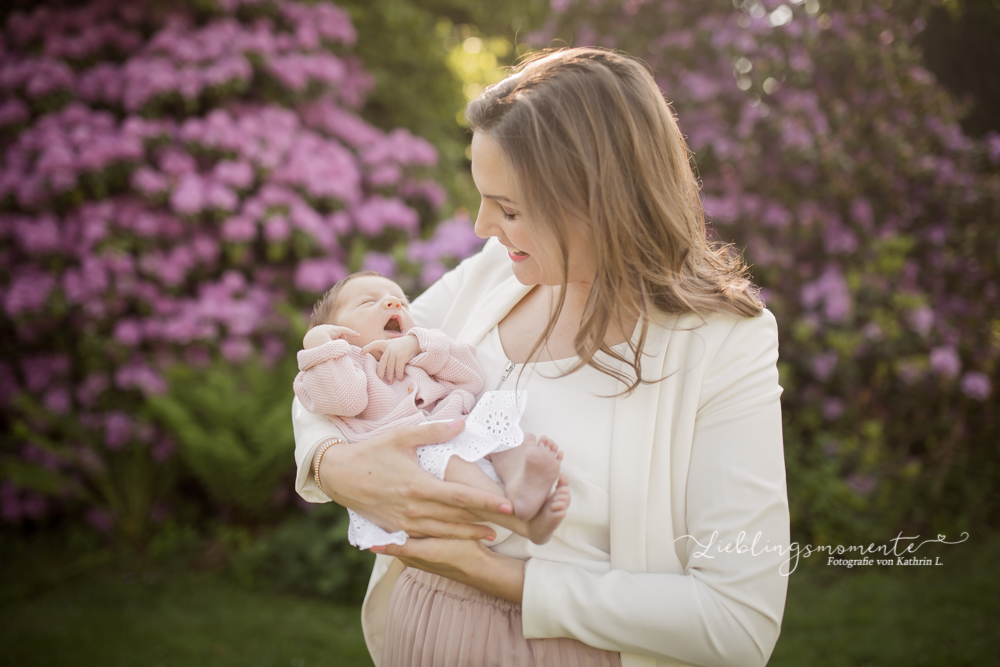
[499,281,640,363]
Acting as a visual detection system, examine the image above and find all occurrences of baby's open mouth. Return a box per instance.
[384,316,402,333]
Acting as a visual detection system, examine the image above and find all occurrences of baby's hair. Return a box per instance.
[308,270,385,329]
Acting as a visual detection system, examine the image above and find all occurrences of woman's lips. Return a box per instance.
[507,247,529,263]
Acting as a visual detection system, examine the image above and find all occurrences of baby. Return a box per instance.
[293,270,570,549]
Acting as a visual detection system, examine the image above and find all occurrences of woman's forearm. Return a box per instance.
[465,546,526,604]
[379,538,527,604]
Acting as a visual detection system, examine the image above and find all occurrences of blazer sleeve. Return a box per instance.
[521,312,789,667]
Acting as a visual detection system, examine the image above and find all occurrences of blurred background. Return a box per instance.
[1,0,997,665]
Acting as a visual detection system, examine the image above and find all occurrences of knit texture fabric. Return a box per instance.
[293,327,484,442]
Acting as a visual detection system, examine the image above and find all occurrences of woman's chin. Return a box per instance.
[510,262,543,286]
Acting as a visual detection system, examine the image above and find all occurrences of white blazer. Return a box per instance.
[292,238,790,667]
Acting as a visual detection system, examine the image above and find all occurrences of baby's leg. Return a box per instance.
[443,457,506,498]
[525,473,570,545]
[490,434,563,521]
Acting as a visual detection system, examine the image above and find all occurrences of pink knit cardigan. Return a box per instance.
[292,327,485,442]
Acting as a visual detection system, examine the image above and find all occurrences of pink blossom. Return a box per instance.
[220,337,252,362]
[222,215,257,242]
[132,167,169,196]
[929,346,961,379]
[264,216,290,242]
[821,397,845,420]
[44,387,71,414]
[908,306,934,336]
[212,160,254,189]
[800,265,851,322]
[811,351,838,381]
[115,361,166,395]
[361,252,397,278]
[4,272,56,316]
[959,372,990,401]
[294,258,346,292]
[113,319,143,346]
[352,196,419,236]
[103,411,132,450]
[0,98,28,127]
[420,261,447,287]
[171,173,205,215]
[205,181,238,212]
[14,213,61,253]
[76,374,109,407]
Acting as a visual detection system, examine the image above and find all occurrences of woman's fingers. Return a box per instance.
[403,518,497,541]
[389,420,466,450]
[418,478,513,516]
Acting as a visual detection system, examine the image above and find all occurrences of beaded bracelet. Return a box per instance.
[313,437,346,496]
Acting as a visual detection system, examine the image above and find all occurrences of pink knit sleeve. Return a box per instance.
[406,327,485,395]
[293,340,369,416]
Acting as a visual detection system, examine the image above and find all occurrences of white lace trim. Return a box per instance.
[347,390,528,550]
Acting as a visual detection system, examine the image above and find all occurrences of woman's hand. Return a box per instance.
[371,537,526,604]
[318,420,514,541]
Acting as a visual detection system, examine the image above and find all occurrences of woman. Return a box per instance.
[292,48,789,667]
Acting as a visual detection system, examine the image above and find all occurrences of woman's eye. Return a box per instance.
[501,209,517,222]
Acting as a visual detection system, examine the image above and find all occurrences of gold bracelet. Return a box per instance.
[313,438,345,496]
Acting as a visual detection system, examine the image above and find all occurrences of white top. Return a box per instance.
[291,238,790,667]
[478,324,619,572]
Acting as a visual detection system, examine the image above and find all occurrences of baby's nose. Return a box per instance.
[383,297,402,309]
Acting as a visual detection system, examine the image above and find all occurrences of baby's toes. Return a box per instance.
[539,436,561,455]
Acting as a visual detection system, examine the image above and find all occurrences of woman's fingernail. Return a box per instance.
[485,534,496,542]
[370,546,385,553]
[448,418,465,431]
[500,502,513,514]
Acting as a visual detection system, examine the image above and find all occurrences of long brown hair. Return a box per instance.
[465,47,762,393]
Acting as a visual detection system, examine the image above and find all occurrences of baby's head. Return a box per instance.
[309,271,414,347]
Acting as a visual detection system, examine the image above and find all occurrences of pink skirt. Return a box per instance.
[383,567,622,667]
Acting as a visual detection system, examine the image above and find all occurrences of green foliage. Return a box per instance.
[148,355,299,519]
[235,502,375,603]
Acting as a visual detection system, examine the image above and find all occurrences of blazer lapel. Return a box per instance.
[455,276,532,346]
[609,315,675,573]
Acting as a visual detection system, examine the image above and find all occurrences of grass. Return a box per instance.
[0,531,372,667]
[769,533,1000,667]
[1,529,998,666]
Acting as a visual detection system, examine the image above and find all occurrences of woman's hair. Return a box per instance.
[465,47,763,393]
[308,270,384,328]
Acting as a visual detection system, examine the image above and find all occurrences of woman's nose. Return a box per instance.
[473,202,494,240]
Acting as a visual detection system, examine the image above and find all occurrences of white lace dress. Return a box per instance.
[347,389,528,550]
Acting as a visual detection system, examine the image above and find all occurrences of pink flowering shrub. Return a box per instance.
[0,0,481,540]
[536,0,1000,539]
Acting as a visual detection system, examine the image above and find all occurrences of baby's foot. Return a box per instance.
[506,435,563,521]
[526,474,571,545]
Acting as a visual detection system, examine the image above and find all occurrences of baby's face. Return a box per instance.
[331,275,414,347]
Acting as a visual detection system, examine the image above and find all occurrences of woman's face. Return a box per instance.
[470,132,596,288]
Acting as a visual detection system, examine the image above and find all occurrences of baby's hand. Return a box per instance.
[303,324,360,350]
[362,335,421,383]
